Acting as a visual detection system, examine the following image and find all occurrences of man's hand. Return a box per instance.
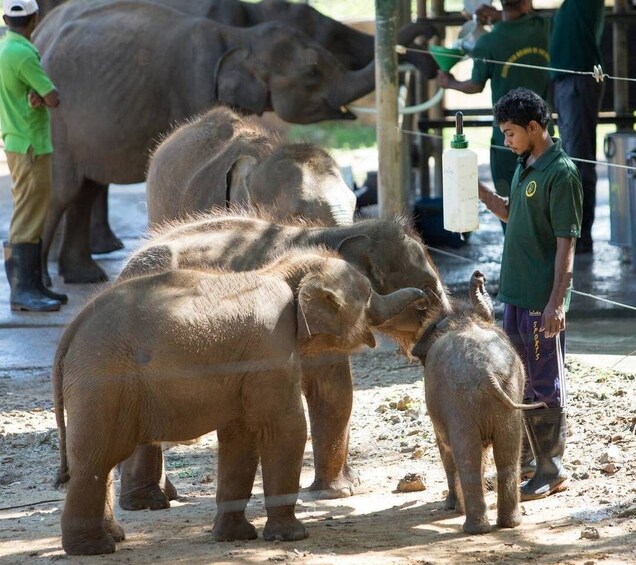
[475,4,500,25]
[28,90,45,108]
[540,302,565,339]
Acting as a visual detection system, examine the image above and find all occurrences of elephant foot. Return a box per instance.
[263,517,308,542]
[119,484,170,511]
[463,516,492,535]
[105,519,126,542]
[164,475,178,501]
[212,513,257,541]
[60,261,109,284]
[62,530,116,556]
[497,509,522,529]
[444,492,459,511]
[91,233,124,255]
[304,467,360,500]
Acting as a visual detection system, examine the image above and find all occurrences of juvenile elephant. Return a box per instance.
[54,247,426,555]
[146,106,356,226]
[116,211,449,510]
[33,0,384,284]
[411,271,545,534]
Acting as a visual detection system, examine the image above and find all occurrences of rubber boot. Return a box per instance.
[33,239,68,304]
[3,242,61,312]
[520,407,568,501]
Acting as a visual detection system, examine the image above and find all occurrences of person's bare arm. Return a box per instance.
[437,71,484,94]
[540,237,576,338]
[29,88,59,109]
[478,181,509,222]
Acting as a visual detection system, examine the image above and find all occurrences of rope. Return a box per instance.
[404,44,636,84]
[399,127,636,173]
[0,498,64,512]
[426,246,636,312]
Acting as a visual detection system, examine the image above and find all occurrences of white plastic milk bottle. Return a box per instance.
[442,112,479,233]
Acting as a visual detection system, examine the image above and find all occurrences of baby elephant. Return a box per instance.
[411,271,545,534]
[53,248,425,555]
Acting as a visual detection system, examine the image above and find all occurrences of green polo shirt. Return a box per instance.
[498,139,582,312]
[0,30,55,154]
[550,0,604,79]
[471,14,551,106]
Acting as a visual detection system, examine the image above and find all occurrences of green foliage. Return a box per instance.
[287,122,377,150]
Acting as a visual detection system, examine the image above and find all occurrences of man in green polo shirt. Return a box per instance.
[479,88,582,501]
[0,0,67,311]
[438,0,551,204]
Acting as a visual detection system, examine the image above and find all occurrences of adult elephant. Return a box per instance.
[34,0,387,285]
[146,106,356,226]
[35,0,437,258]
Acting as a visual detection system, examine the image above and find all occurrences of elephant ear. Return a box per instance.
[297,277,342,340]
[297,276,375,347]
[337,235,384,288]
[226,155,258,205]
[215,47,268,116]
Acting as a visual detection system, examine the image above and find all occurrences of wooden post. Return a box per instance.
[613,0,631,131]
[375,0,406,217]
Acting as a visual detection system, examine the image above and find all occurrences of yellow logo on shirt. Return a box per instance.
[525,181,537,198]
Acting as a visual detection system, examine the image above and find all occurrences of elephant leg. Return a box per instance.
[451,429,491,535]
[434,431,459,511]
[493,423,522,529]
[260,392,308,542]
[301,354,359,499]
[58,179,108,283]
[104,469,125,542]
[212,424,259,542]
[90,184,124,254]
[119,444,174,511]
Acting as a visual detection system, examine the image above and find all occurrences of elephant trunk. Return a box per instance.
[367,287,426,327]
[469,270,494,323]
[328,61,376,110]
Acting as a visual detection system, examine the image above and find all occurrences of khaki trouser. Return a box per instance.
[5,149,53,244]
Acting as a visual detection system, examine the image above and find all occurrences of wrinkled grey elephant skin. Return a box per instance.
[33,0,380,284]
[411,271,545,535]
[115,212,449,510]
[146,106,356,227]
[53,248,427,555]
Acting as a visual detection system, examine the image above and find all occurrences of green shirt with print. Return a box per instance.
[0,30,55,154]
[470,14,552,197]
[498,139,582,312]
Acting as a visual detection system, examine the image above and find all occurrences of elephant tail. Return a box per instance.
[52,325,77,489]
[489,373,547,411]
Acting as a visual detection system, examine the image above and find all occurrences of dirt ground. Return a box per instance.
[0,344,634,565]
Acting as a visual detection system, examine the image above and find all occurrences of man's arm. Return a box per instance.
[478,181,509,222]
[28,88,59,108]
[540,237,576,338]
[437,71,484,94]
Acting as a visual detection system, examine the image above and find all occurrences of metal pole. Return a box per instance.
[375,0,406,217]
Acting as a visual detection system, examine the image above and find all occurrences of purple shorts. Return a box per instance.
[503,304,567,408]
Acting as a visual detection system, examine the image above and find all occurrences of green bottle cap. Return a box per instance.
[450,111,469,149]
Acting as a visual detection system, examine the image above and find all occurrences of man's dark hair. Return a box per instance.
[3,13,37,28]
[493,87,551,129]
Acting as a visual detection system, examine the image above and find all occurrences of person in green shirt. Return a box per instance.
[550,0,605,254]
[438,0,551,205]
[0,0,67,311]
[479,87,582,501]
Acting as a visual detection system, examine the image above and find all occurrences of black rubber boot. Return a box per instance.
[520,407,569,501]
[3,242,61,312]
[33,240,68,304]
